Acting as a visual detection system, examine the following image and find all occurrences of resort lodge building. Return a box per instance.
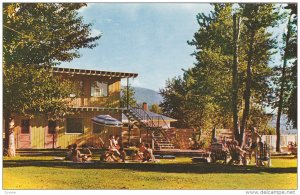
[13,67,138,149]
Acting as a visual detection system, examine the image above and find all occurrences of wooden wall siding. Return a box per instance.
[30,115,46,148]
[56,110,122,149]
[14,115,46,149]
[13,110,122,149]
[54,73,121,108]
[165,128,194,149]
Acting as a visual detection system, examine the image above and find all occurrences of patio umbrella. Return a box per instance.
[91,115,122,127]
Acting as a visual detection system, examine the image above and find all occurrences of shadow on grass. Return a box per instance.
[3,159,297,175]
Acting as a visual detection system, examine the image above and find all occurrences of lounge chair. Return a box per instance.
[210,143,228,164]
[226,141,248,166]
[255,142,271,167]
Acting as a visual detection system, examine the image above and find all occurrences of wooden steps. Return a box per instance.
[123,108,176,151]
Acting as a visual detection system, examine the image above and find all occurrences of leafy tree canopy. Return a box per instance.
[3,3,101,117]
[3,3,101,66]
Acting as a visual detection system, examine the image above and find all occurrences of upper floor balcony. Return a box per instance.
[53,67,138,109]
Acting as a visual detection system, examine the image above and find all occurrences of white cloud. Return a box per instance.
[90,28,102,37]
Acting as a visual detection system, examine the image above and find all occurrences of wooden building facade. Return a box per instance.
[13,67,138,149]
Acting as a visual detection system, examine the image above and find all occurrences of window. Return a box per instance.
[91,81,108,97]
[92,123,105,134]
[48,120,57,134]
[21,119,30,134]
[66,118,83,134]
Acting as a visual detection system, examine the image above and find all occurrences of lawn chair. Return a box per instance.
[210,143,228,164]
[226,140,248,166]
[255,142,271,167]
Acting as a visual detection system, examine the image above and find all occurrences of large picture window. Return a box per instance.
[91,81,108,97]
[66,118,83,134]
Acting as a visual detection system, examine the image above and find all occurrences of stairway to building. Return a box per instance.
[152,130,175,150]
[123,107,176,150]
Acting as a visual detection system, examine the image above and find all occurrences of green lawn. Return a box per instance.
[3,154,297,190]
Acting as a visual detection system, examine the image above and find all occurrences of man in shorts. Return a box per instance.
[249,127,262,163]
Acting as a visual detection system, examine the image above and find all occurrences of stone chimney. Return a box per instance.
[142,102,148,111]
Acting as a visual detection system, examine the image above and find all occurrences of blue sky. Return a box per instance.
[60,3,213,91]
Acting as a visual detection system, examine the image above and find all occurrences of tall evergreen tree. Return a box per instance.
[237,3,281,145]
[232,13,242,142]
[273,4,297,152]
[285,4,297,128]
[160,4,234,141]
[161,3,281,146]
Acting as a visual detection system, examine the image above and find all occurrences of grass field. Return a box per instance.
[3,154,297,190]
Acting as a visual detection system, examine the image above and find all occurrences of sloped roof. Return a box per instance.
[53,67,138,78]
[122,110,177,122]
[144,110,177,121]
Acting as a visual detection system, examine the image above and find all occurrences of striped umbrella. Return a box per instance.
[91,115,122,127]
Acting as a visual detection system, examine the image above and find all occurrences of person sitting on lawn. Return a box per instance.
[137,143,149,161]
[102,148,119,162]
[119,147,126,162]
[233,140,247,158]
[109,135,121,156]
[234,140,248,165]
[227,140,247,165]
[65,144,73,161]
[114,135,121,150]
[81,144,92,162]
[142,148,151,162]
[71,144,82,162]
[144,143,156,162]
[128,144,143,161]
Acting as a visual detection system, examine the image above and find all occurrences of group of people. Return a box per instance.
[102,134,126,162]
[212,127,264,165]
[136,143,156,162]
[66,143,93,163]
[103,135,156,163]
[66,134,157,163]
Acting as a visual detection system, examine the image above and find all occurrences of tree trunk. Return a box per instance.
[232,14,241,141]
[4,113,16,157]
[211,125,216,142]
[240,29,255,146]
[128,122,132,145]
[276,109,282,153]
[276,16,292,152]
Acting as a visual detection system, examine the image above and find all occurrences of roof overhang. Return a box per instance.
[70,107,125,112]
[53,67,138,78]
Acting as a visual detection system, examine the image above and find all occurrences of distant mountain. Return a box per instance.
[267,114,297,135]
[122,86,163,106]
